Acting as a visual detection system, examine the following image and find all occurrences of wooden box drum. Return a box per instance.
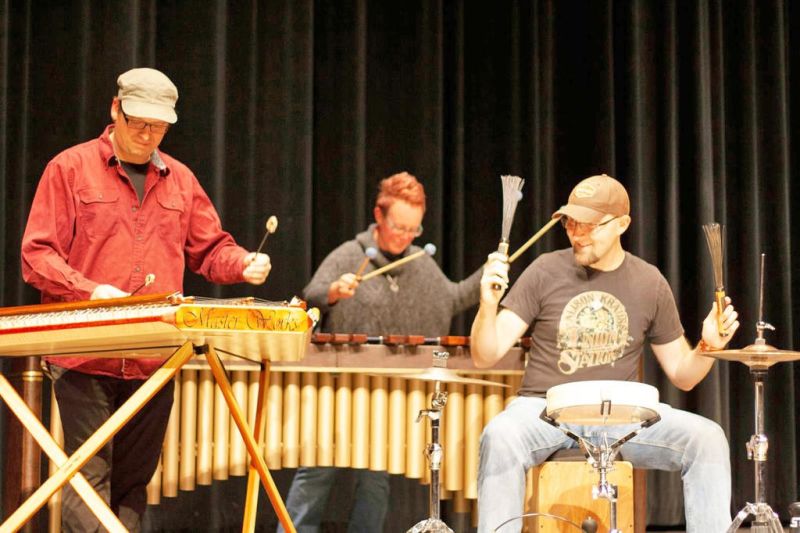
[528,459,634,532]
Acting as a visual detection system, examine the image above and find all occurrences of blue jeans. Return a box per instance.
[279,467,390,533]
[477,396,731,533]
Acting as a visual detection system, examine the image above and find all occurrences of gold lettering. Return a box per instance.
[183,309,200,328]
[177,305,307,332]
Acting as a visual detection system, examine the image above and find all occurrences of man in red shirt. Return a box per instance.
[21,67,271,531]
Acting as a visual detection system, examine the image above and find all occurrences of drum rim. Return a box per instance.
[545,379,661,424]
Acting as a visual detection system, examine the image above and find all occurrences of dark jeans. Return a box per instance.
[280,467,391,533]
[52,367,174,533]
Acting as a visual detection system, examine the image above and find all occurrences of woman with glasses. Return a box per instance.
[281,171,481,532]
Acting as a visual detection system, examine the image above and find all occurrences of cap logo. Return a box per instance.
[573,184,597,198]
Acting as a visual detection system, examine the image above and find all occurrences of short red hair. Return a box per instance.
[375,171,426,213]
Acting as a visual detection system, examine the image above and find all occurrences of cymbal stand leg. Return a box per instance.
[406,382,454,533]
[726,369,782,533]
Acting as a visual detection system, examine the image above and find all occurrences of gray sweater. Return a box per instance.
[303,225,481,337]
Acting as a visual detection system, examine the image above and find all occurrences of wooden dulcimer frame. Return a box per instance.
[0,292,315,533]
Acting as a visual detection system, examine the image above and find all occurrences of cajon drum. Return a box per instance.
[525,455,634,532]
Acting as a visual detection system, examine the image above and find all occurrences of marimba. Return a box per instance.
[135,334,526,524]
[0,293,316,533]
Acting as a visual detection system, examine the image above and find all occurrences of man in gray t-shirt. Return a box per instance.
[507,248,683,396]
[471,174,739,533]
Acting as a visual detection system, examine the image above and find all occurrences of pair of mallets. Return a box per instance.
[131,216,279,296]
[352,243,437,283]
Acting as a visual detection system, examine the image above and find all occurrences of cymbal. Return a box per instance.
[704,342,800,369]
[382,367,510,388]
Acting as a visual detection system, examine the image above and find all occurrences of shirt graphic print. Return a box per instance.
[556,291,633,375]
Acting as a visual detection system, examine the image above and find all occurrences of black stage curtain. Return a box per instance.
[0,0,798,530]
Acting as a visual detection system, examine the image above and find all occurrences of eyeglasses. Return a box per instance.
[384,214,423,237]
[120,109,170,135]
[560,215,620,234]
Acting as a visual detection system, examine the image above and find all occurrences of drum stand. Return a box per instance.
[541,410,660,533]
[407,379,454,533]
[727,323,783,533]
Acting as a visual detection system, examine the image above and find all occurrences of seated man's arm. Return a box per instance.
[652,297,739,391]
[471,307,528,368]
[470,251,529,368]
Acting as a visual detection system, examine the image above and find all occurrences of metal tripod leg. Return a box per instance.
[593,439,621,533]
[726,369,782,533]
[728,502,783,533]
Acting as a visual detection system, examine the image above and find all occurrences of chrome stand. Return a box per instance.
[726,366,782,533]
[540,410,660,533]
[591,437,621,533]
[727,256,783,533]
[406,379,454,533]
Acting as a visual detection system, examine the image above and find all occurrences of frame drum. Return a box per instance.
[545,380,659,426]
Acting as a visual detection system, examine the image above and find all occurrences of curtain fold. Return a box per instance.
[1,0,797,528]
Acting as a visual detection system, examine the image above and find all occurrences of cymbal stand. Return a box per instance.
[540,410,660,533]
[727,255,782,533]
[407,378,454,533]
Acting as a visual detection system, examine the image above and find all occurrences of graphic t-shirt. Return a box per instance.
[502,249,684,396]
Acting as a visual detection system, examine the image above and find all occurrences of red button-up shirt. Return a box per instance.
[22,125,249,379]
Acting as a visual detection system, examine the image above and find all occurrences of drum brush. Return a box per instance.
[492,175,525,289]
[702,222,727,335]
[359,243,436,282]
[255,215,279,255]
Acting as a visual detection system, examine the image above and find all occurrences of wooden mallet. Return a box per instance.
[130,273,156,296]
[255,216,279,255]
[360,243,436,282]
[351,247,378,287]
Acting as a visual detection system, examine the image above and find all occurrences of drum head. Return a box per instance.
[545,380,660,426]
